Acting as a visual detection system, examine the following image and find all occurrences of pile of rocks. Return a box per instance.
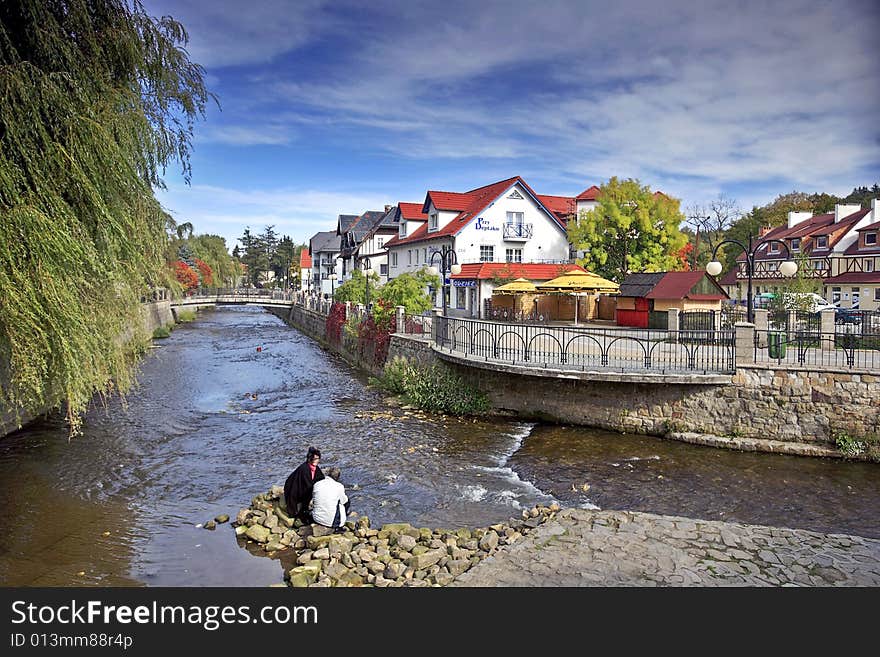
[230,485,560,587]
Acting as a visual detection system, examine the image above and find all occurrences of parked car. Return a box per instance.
[779,292,837,313]
[835,307,862,325]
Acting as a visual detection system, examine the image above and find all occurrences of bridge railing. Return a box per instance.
[435,316,735,375]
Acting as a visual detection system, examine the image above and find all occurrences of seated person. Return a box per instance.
[310,467,350,529]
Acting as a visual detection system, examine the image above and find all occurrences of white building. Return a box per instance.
[385,176,577,316]
[308,230,342,297]
[354,205,401,284]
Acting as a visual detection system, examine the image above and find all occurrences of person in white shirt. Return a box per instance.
[310,467,350,529]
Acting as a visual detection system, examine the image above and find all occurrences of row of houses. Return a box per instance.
[301,173,880,316]
[719,200,880,311]
[302,175,608,317]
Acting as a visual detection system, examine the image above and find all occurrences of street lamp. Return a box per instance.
[329,272,337,299]
[706,235,797,323]
[361,256,374,312]
[427,244,462,318]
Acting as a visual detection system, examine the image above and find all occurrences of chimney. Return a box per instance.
[787,211,812,229]
[759,225,772,237]
[384,204,392,213]
[834,203,862,224]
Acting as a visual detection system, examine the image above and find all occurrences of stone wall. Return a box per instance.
[440,356,879,449]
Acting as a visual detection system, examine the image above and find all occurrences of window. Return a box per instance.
[875,288,880,302]
[506,211,524,226]
[505,248,523,263]
[407,250,412,265]
[479,245,494,262]
[377,238,384,249]
[415,249,419,264]
[768,243,780,254]
[456,287,466,309]
[815,236,828,249]
[391,252,398,267]
[399,223,407,237]
[790,238,800,252]
[866,232,878,246]
[429,213,438,231]
[831,287,841,303]
[865,259,875,273]
[380,264,388,276]
[424,248,428,263]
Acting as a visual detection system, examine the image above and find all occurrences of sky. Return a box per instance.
[142,0,880,251]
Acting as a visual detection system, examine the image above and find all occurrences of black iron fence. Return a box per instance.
[755,328,880,370]
[400,313,433,336]
[436,316,735,374]
[483,302,549,324]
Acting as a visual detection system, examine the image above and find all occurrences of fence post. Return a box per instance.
[344,301,351,320]
[734,321,755,366]
[432,308,443,345]
[396,306,405,334]
[667,308,679,344]
[753,309,769,348]
[820,309,835,351]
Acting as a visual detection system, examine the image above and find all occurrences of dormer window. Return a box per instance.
[815,236,828,249]
[866,232,878,246]
[429,213,438,231]
[768,242,780,254]
[790,238,800,252]
[399,222,407,238]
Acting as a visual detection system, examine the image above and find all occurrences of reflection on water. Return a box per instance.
[0,306,877,586]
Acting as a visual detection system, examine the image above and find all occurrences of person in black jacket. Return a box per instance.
[284,446,324,523]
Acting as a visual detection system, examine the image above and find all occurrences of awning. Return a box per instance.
[536,269,619,293]
[493,278,537,294]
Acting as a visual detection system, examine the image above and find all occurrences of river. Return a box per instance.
[1,307,878,586]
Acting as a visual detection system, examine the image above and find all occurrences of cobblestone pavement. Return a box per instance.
[453,509,880,587]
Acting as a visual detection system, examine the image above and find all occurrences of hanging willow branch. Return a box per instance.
[0,0,215,434]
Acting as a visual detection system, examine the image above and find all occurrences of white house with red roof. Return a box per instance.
[298,248,312,293]
[384,176,579,317]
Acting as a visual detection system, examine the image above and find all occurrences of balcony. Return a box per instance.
[503,223,533,241]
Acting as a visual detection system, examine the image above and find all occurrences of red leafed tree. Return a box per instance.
[673,243,694,271]
[174,260,199,290]
[194,258,213,286]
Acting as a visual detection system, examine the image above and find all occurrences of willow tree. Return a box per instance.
[567,177,688,283]
[0,1,212,433]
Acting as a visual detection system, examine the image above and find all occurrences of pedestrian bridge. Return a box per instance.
[170,291,295,309]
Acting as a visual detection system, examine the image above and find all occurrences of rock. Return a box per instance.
[396,534,417,551]
[306,535,333,550]
[312,547,330,560]
[270,485,283,499]
[384,561,407,580]
[411,545,429,556]
[356,516,370,530]
[479,531,499,552]
[288,572,313,588]
[455,528,472,541]
[336,571,364,587]
[262,514,278,530]
[523,517,542,529]
[296,551,314,565]
[204,520,216,530]
[236,509,250,524]
[432,572,455,586]
[214,514,230,524]
[366,560,385,575]
[529,508,540,518]
[341,552,355,569]
[234,525,248,537]
[325,562,349,581]
[245,525,271,543]
[274,504,294,528]
[549,502,561,512]
[329,536,354,554]
[446,559,471,577]
[312,525,335,538]
[265,540,284,552]
[374,575,391,587]
[419,528,433,541]
[403,578,429,587]
[407,548,445,571]
[378,523,413,539]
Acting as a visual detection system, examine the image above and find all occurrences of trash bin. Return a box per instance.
[768,331,786,359]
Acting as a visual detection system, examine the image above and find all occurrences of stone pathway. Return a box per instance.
[452,509,880,587]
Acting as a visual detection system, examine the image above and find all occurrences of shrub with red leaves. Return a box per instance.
[325,302,346,344]
[174,260,199,290]
[194,258,213,286]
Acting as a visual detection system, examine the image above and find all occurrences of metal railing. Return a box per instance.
[483,304,549,324]
[755,328,880,370]
[435,316,735,374]
[400,313,434,336]
[502,223,533,240]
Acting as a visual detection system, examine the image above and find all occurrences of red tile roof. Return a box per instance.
[856,219,880,232]
[451,263,586,281]
[423,191,475,212]
[398,202,428,220]
[643,271,727,300]
[824,271,880,284]
[299,249,312,269]
[537,194,576,223]
[576,185,601,200]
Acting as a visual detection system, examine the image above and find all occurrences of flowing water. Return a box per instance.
[1,307,878,586]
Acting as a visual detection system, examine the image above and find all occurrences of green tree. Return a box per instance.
[0,0,211,433]
[189,234,238,288]
[375,269,440,317]
[332,269,377,305]
[843,184,880,208]
[567,177,688,283]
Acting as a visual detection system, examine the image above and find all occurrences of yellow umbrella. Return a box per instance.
[493,278,537,294]
[536,270,619,325]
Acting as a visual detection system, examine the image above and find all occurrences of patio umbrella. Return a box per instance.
[536,270,619,325]
[493,278,537,294]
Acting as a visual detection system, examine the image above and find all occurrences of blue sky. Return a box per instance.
[143,0,880,250]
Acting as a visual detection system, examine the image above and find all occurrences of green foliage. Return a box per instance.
[375,269,440,315]
[375,358,489,416]
[175,309,196,323]
[333,269,376,305]
[188,234,239,288]
[567,177,688,283]
[834,432,867,458]
[152,325,172,339]
[0,0,212,433]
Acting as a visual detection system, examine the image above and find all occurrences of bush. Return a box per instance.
[152,325,172,339]
[376,358,489,415]
[175,309,197,323]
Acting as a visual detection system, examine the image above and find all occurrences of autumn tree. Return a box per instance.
[568,177,688,283]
